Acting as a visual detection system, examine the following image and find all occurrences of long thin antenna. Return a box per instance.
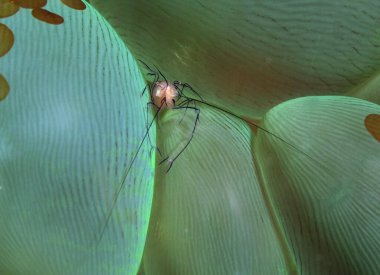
[154,65,169,87]
[96,104,162,244]
[190,98,326,167]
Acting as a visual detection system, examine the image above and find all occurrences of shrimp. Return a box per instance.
[96,60,203,243]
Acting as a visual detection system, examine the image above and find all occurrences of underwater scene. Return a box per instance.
[1,0,380,274]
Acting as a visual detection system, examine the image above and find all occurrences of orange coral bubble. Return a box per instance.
[0,23,14,57]
[0,0,20,18]
[0,74,10,101]
[32,8,64,25]
[364,114,380,142]
[61,0,86,10]
[13,0,47,9]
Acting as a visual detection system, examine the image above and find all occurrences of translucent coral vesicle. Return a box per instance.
[0,0,20,18]
[32,8,64,25]
[13,0,47,9]
[0,74,9,101]
[61,0,86,10]
[365,114,380,142]
[0,23,14,57]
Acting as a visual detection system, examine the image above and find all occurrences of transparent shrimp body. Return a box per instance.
[152,81,179,109]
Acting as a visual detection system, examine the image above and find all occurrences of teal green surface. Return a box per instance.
[0,2,155,274]
[1,1,380,275]
[255,96,380,274]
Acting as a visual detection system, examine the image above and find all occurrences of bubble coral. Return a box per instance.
[1,1,380,274]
